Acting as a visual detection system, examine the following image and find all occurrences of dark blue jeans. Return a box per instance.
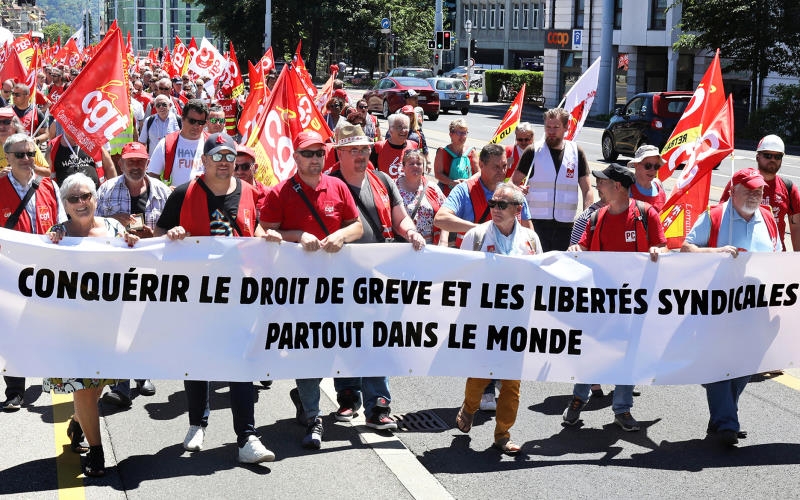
[3,376,24,400]
[704,376,751,432]
[184,380,257,447]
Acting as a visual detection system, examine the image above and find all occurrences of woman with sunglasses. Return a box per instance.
[455,182,541,455]
[628,144,666,212]
[43,172,140,478]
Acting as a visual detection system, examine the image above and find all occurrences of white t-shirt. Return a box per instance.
[146,134,204,186]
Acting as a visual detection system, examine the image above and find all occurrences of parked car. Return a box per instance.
[443,66,468,79]
[601,91,694,161]
[363,77,440,120]
[386,67,434,79]
[426,77,469,115]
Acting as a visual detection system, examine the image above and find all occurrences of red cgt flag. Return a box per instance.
[237,61,267,142]
[246,64,332,186]
[222,41,245,98]
[489,83,525,145]
[49,27,130,161]
[0,41,27,86]
[259,47,275,76]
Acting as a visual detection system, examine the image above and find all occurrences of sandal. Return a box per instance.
[455,404,474,433]
[67,416,89,454]
[493,438,521,455]
[83,445,105,477]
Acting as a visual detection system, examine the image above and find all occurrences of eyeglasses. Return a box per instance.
[11,92,27,97]
[209,117,225,125]
[392,126,409,131]
[155,102,169,108]
[357,105,368,110]
[210,152,236,162]
[66,192,93,204]
[187,117,207,126]
[487,199,519,210]
[451,130,468,136]
[235,162,253,171]
[640,162,661,171]
[342,148,371,155]
[0,119,12,126]
[516,136,533,143]
[297,149,326,158]
[12,151,36,159]
[158,87,172,91]
[761,152,784,161]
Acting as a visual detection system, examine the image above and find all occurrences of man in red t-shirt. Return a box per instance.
[563,163,667,432]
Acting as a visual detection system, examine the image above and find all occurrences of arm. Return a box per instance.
[320,218,363,252]
[579,174,594,209]
[681,241,739,257]
[391,203,425,251]
[790,214,800,252]
[434,207,477,234]
[100,148,118,180]
[433,148,452,187]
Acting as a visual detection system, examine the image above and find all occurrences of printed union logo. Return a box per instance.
[196,48,213,69]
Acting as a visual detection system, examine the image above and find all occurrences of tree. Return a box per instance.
[42,22,74,44]
[674,0,800,110]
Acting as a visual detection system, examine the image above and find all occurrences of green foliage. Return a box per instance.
[740,84,800,143]
[42,23,73,43]
[38,0,99,32]
[485,70,543,101]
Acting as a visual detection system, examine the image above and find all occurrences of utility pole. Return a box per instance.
[264,0,272,53]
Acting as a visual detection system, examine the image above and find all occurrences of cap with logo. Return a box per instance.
[732,168,767,190]
[203,133,237,156]
[121,142,149,160]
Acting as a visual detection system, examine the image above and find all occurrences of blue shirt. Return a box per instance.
[685,201,777,253]
[442,178,531,222]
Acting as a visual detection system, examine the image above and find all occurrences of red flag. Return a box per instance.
[238,61,267,141]
[658,50,725,181]
[49,27,130,161]
[292,41,317,98]
[489,83,525,144]
[222,42,245,98]
[172,36,189,76]
[0,43,28,86]
[314,66,339,112]
[259,47,275,76]
[52,38,81,68]
[246,64,332,186]
[659,96,733,248]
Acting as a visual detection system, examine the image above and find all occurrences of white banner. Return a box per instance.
[1,228,798,385]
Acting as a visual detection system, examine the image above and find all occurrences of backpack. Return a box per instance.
[588,200,651,251]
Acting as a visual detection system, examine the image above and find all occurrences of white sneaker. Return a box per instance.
[479,393,497,411]
[183,425,205,451]
[238,435,275,463]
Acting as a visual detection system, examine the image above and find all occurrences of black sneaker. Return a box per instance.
[102,389,132,408]
[289,388,305,426]
[562,396,585,426]
[335,389,358,422]
[136,379,156,396]
[365,397,397,430]
[1,395,22,412]
[302,417,324,449]
[614,412,640,432]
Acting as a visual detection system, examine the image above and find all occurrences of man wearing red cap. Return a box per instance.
[235,144,268,213]
[95,141,171,407]
[155,132,276,464]
[370,113,418,180]
[682,167,779,447]
[719,134,800,251]
[259,129,363,450]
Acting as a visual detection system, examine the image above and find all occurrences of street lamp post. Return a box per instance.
[465,19,472,92]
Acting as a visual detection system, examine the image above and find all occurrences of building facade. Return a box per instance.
[103,0,210,54]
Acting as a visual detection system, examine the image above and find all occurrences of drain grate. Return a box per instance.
[392,410,450,432]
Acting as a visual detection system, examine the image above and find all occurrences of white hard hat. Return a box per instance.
[757,134,785,154]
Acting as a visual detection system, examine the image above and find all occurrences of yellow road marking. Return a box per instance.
[51,392,86,500]
[773,372,800,391]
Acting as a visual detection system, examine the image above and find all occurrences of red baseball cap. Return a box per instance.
[0,107,13,119]
[236,144,257,161]
[333,89,348,100]
[121,142,149,160]
[293,131,325,151]
[400,105,415,114]
[732,168,767,190]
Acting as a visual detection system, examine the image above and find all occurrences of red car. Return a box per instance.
[363,77,440,121]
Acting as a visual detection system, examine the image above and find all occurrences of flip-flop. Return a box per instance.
[455,404,474,433]
[493,438,521,455]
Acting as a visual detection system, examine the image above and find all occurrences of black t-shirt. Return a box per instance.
[157,179,243,236]
[53,144,101,188]
[130,185,150,215]
[516,143,589,178]
[330,169,401,244]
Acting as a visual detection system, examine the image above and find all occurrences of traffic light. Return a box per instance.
[470,38,477,56]
[436,31,444,50]
[443,31,452,50]
[434,53,440,65]
[393,36,400,53]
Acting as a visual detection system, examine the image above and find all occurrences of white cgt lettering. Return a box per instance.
[81,91,129,140]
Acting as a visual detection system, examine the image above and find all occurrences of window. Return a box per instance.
[574,0,584,29]
[532,3,540,29]
[480,5,487,28]
[522,4,529,29]
[472,4,478,27]
[650,0,667,30]
[489,4,496,28]
[512,4,520,29]
[614,0,623,29]
[499,5,505,28]
[463,4,470,28]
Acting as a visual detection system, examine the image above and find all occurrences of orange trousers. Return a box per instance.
[463,378,521,442]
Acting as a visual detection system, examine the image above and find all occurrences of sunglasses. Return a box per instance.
[235,162,252,171]
[452,130,468,136]
[158,87,172,91]
[297,149,326,158]
[0,119,12,126]
[155,102,169,108]
[516,136,533,142]
[209,117,225,124]
[640,162,661,171]
[66,192,93,204]
[761,152,783,161]
[210,153,236,162]
[12,151,36,159]
[487,199,519,210]
[357,105,368,110]
[11,92,27,97]
[187,117,207,126]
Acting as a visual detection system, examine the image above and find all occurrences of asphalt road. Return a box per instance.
[2,97,800,499]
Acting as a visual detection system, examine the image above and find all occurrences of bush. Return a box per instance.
[740,84,800,144]
[485,70,543,102]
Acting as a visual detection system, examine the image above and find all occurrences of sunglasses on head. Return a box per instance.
[640,162,661,171]
[760,152,783,160]
[66,192,93,204]
[12,151,36,159]
[487,199,519,210]
[210,152,236,162]
[297,149,326,158]
[235,162,252,171]
[187,117,207,126]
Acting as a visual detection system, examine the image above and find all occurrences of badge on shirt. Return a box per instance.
[625,230,636,242]
[38,206,51,222]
